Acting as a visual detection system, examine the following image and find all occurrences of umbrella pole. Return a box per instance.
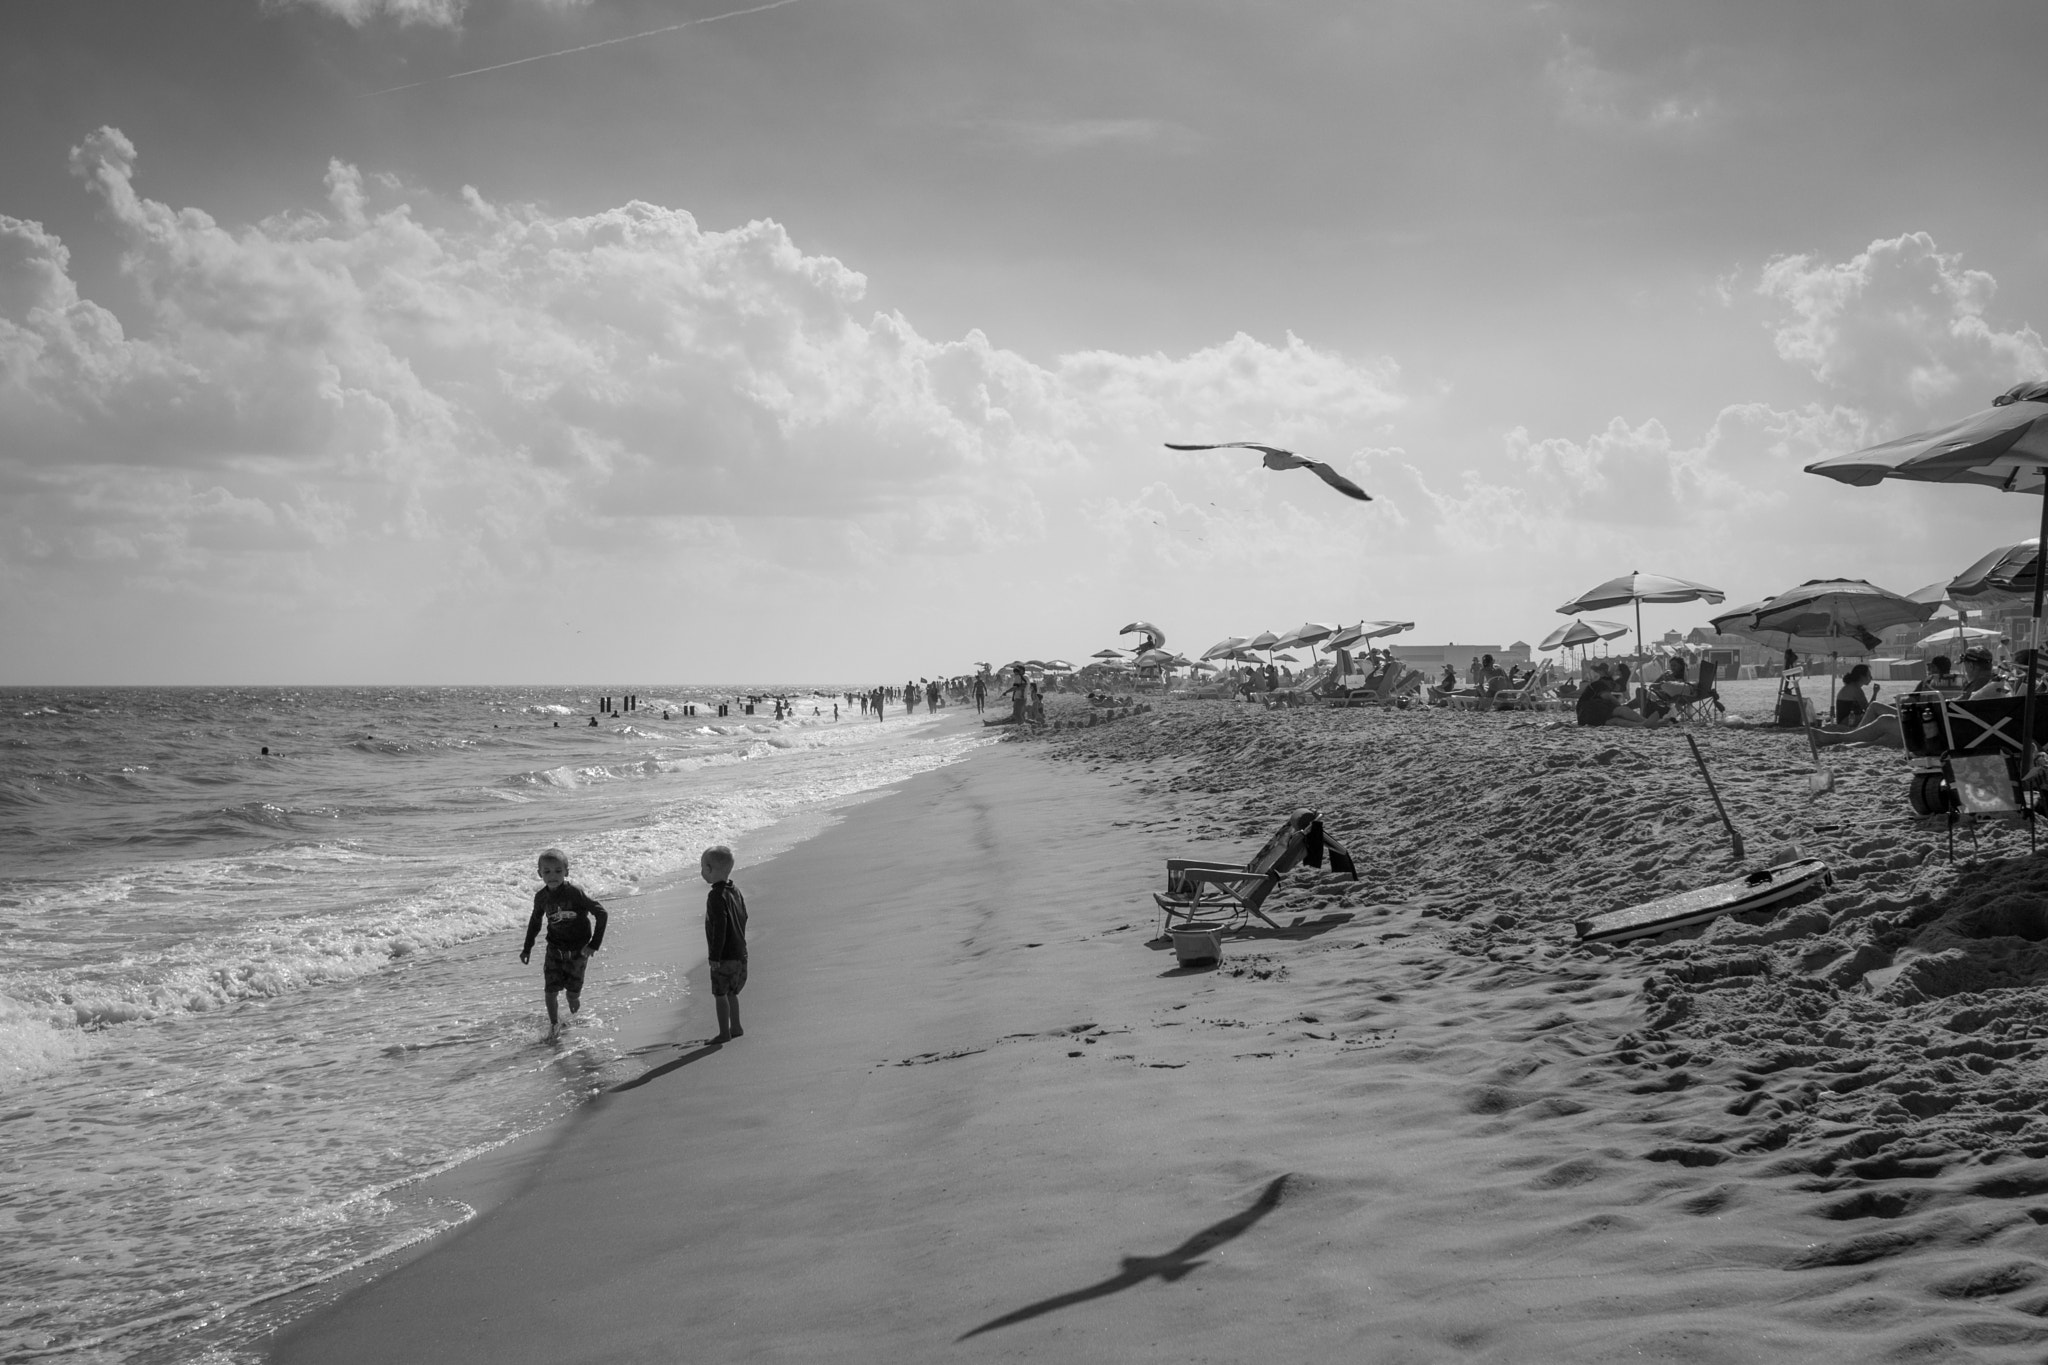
[2023,494,2048,824]
[1635,598,1644,663]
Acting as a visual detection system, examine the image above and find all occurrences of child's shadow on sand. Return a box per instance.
[608,1041,724,1093]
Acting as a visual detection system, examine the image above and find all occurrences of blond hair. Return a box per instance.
[701,845,735,876]
[537,847,569,870]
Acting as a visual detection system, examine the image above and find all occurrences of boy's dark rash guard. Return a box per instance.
[524,883,609,955]
[705,881,748,961]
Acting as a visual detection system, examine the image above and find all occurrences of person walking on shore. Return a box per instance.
[700,845,749,1043]
[973,674,986,713]
[520,848,608,1041]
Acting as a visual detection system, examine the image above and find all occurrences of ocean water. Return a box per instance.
[0,686,984,1363]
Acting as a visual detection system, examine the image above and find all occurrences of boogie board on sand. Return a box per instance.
[1575,858,1832,945]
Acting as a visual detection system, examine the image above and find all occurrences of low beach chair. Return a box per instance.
[1670,660,1725,724]
[1154,810,1357,935]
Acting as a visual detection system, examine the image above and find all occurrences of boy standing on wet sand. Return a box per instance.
[701,845,749,1043]
[521,847,608,1040]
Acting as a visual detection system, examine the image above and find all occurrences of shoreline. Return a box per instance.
[193,714,989,1361]
[268,703,2048,1362]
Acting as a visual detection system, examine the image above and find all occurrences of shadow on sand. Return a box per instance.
[956,1174,1292,1341]
[607,1041,723,1093]
[1144,911,1356,952]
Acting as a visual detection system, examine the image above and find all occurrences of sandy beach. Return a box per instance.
[267,702,2048,1363]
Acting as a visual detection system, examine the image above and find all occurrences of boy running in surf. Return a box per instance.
[521,847,609,1041]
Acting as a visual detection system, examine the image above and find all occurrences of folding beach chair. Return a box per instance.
[1671,661,1726,724]
[1897,693,2048,859]
[1154,810,1357,935]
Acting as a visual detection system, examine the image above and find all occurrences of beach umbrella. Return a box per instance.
[1324,619,1414,650]
[1242,630,1281,650]
[1711,599,1881,660]
[1538,619,1629,652]
[1908,582,1967,623]
[1948,539,2041,609]
[1090,648,1127,660]
[1556,571,1726,657]
[1808,379,2048,770]
[1200,636,1249,660]
[1749,579,1935,646]
[1273,621,1342,651]
[1913,624,2002,652]
[1119,621,1167,651]
[1043,659,1074,673]
[1739,580,1933,708]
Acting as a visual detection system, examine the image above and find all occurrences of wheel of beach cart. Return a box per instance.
[1907,771,1948,817]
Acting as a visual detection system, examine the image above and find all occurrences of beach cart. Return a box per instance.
[1898,693,2048,854]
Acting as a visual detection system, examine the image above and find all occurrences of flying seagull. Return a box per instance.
[1164,442,1371,502]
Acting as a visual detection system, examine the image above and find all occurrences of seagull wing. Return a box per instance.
[1165,441,1369,500]
[1164,441,1294,460]
[1302,459,1371,501]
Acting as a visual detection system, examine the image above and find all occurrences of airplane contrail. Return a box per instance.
[368,0,810,96]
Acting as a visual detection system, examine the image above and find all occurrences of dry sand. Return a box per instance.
[269,700,2048,1363]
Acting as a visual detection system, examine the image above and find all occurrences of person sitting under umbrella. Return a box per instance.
[1834,663,1879,727]
[1812,646,2008,748]
[1926,654,1961,692]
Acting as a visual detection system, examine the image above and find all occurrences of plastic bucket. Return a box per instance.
[1170,924,1224,967]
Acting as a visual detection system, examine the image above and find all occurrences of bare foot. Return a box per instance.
[712,1032,731,1044]
[730,1026,744,1038]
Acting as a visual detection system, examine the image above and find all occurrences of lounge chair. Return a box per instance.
[1322,664,1395,707]
[1154,810,1357,935]
[1493,665,1556,711]
[1341,666,1427,708]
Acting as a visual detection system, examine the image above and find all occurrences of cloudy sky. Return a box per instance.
[4,0,2047,683]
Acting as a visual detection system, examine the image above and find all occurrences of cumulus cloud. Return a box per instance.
[1758,231,2048,419]
[1378,231,2044,611]
[0,129,1404,670]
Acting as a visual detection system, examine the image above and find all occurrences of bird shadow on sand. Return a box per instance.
[956,1174,1292,1342]
[607,1041,723,1093]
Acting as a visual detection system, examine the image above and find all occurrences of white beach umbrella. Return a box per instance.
[1913,624,2002,652]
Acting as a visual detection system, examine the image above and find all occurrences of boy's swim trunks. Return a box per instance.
[709,958,748,997]
[544,945,588,994]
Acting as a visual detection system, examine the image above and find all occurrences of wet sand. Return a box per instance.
[270,701,2048,1362]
